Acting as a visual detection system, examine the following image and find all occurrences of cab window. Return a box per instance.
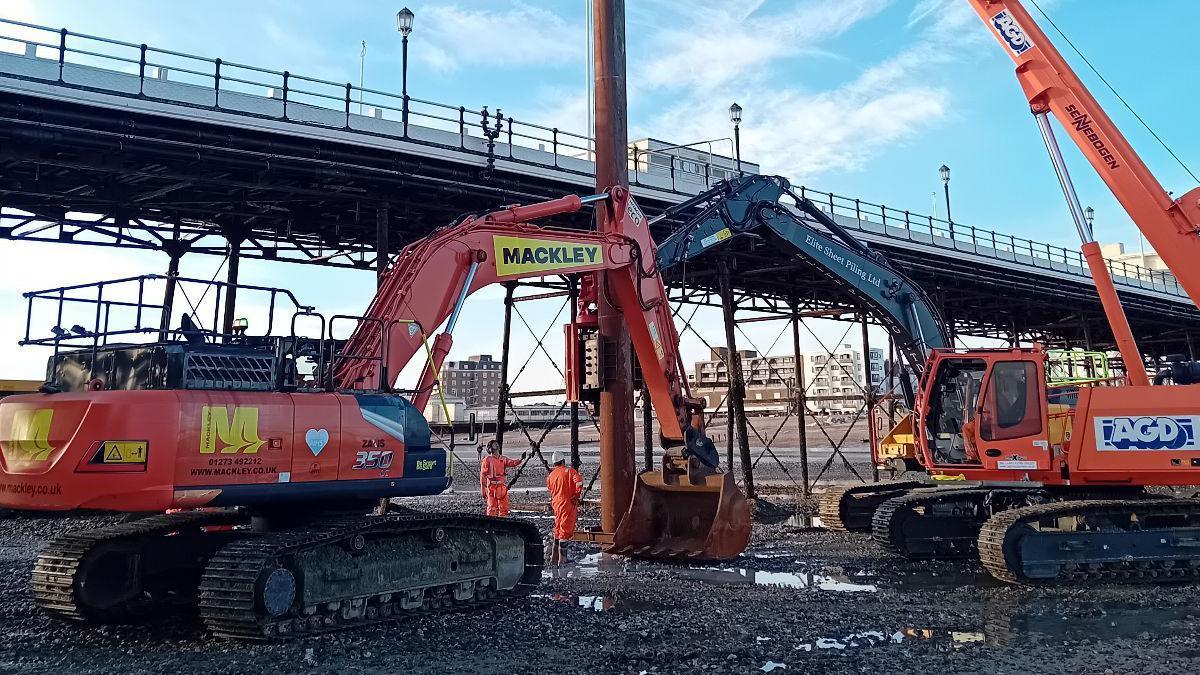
[924,358,987,465]
[980,361,1042,441]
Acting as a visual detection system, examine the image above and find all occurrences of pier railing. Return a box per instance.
[0,17,1183,300]
[790,185,1183,298]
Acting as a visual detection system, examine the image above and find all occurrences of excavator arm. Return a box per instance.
[336,188,702,450]
[656,175,950,403]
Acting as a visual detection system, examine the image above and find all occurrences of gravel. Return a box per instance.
[2,490,1199,674]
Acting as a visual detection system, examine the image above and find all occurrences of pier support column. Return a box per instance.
[221,235,242,339]
[159,231,186,341]
[791,302,809,496]
[861,311,878,482]
[494,283,515,452]
[718,258,754,499]
[376,205,390,288]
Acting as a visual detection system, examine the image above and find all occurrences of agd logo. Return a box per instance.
[199,406,265,454]
[5,409,55,462]
[1095,416,1200,451]
[991,10,1033,55]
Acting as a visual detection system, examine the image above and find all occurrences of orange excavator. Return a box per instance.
[849,0,1200,584]
[0,185,749,639]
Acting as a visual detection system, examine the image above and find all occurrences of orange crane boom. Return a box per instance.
[968,0,1200,306]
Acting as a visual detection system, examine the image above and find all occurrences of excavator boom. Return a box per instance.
[657,175,949,385]
[655,174,951,481]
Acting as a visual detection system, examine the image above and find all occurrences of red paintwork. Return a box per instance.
[917,348,1200,486]
[0,390,412,511]
[339,186,700,443]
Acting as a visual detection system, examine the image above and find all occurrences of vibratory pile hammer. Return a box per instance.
[0,186,749,639]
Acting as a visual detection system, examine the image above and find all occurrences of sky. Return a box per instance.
[1,0,1198,390]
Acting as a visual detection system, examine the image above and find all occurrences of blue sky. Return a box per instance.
[1,0,1197,384]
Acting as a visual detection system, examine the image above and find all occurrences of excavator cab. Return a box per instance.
[917,348,1058,477]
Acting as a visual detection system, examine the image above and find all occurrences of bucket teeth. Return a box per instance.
[608,466,751,562]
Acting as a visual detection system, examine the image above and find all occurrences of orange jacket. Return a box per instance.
[480,454,522,490]
[546,464,583,508]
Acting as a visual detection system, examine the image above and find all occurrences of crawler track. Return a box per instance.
[817,481,924,533]
[32,511,244,622]
[978,498,1200,584]
[198,513,543,640]
[872,487,1036,559]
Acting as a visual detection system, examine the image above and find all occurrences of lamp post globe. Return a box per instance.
[939,164,953,236]
[396,7,414,36]
[729,103,743,175]
[397,7,415,133]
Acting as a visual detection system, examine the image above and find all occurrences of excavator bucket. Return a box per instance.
[607,455,751,561]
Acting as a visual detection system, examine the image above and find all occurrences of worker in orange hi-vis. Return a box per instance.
[546,451,583,563]
[479,440,525,517]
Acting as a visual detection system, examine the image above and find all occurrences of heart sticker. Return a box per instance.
[305,428,330,456]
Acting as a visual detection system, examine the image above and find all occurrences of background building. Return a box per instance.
[438,354,502,407]
[805,344,885,413]
[1099,241,1167,271]
[628,138,761,186]
[1100,241,1177,287]
[689,345,885,414]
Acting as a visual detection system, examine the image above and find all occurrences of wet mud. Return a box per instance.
[1,491,1198,674]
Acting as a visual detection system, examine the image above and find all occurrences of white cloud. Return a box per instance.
[641,48,948,179]
[638,0,890,92]
[0,0,38,23]
[631,0,965,181]
[907,0,953,28]
[416,2,581,73]
[0,0,52,54]
[525,87,590,143]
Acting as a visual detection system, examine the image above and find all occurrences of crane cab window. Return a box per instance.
[925,358,987,465]
[980,361,1043,441]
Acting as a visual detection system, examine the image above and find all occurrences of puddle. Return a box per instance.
[543,552,636,580]
[984,602,1194,645]
[543,551,877,592]
[532,593,663,614]
[543,550,997,594]
[793,603,1194,651]
[885,568,1003,590]
[785,514,824,528]
[796,630,905,651]
[676,567,877,593]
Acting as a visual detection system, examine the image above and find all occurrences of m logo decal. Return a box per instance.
[5,409,55,462]
[199,406,265,454]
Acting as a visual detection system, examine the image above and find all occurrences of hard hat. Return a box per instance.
[551,451,565,465]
